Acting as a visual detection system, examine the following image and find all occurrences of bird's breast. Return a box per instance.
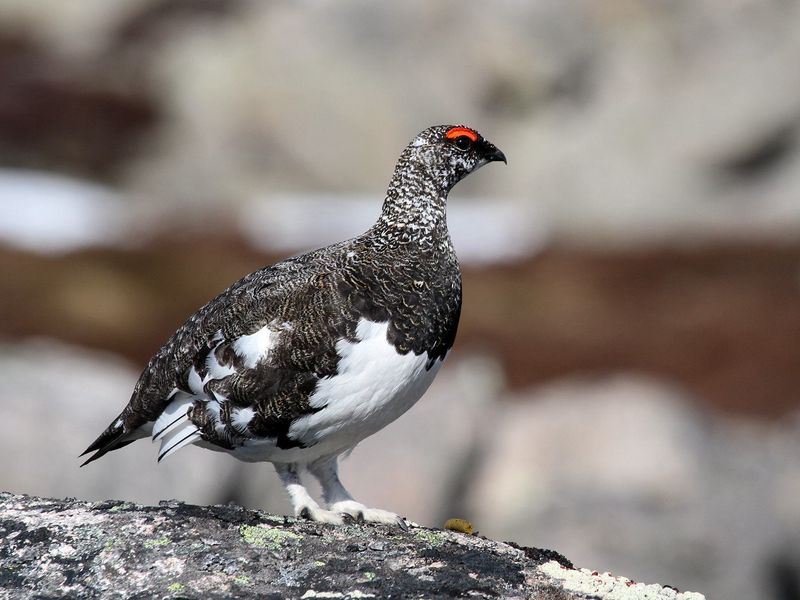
[286,318,445,452]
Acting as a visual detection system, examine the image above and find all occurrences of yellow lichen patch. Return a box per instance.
[239,524,300,549]
[443,518,475,535]
[412,529,447,546]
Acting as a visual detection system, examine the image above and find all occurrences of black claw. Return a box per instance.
[397,518,409,532]
[299,507,312,520]
[356,511,366,523]
[341,512,356,524]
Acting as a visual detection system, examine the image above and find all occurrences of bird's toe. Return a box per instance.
[340,512,358,524]
[329,500,365,517]
[330,501,406,527]
[297,505,346,525]
[360,507,407,528]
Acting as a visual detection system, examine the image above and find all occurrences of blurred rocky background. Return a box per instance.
[1,1,799,599]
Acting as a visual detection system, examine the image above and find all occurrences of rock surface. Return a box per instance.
[0,492,704,600]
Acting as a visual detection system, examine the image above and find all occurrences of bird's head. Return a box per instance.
[403,124,507,193]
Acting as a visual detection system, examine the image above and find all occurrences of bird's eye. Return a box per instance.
[453,136,472,151]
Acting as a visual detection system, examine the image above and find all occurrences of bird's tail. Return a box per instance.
[80,416,135,467]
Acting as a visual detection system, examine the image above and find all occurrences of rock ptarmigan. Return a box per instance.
[82,125,506,525]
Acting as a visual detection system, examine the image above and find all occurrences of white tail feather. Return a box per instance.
[153,392,194,441]
[153,392,201,461]
[157,428,201,462]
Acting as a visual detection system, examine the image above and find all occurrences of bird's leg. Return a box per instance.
[308,456,407,527]
[273,462,346,525]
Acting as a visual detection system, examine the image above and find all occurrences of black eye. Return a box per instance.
[453,135,472,151]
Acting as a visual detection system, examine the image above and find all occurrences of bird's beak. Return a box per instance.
[482,141,507,165]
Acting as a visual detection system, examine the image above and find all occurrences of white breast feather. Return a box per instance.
[288,318,443,450]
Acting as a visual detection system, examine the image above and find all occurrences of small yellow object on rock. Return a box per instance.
[444,518,475,535]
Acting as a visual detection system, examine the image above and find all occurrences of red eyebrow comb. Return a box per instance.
[445,126,479,142]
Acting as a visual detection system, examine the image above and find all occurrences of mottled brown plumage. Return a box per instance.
[82,125,505,525]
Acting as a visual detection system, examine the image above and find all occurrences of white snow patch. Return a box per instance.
[240,194,548,264]
[0,168,127,252]
[539,560,706,600]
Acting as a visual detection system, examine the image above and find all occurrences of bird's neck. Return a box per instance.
[369,169,450,250]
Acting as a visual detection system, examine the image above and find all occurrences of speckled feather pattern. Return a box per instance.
[83,125,505,468]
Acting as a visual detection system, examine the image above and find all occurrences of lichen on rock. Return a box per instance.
[0,492,705,599]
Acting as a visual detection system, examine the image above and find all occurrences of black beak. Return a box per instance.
[482,141,507,165]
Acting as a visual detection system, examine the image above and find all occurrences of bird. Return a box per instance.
[81,124,506,526]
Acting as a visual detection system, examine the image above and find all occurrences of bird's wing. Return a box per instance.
[82,247,360,464]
